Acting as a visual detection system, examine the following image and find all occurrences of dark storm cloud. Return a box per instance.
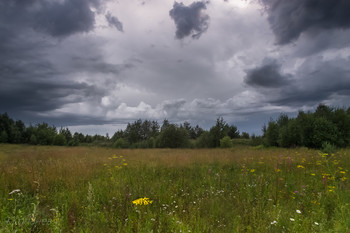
[0,80,100,112]
[0,0,105,38]
[274,57,350,106]
[35,0,96,37]
[105,12,124,32]
[247,56,350,107]
[244,60,291,88]
[260,0,350,45]
[169,1,210,39]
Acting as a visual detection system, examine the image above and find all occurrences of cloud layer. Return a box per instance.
[0,0,349,135]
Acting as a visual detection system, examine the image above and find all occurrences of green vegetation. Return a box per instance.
[264,104,350,149]
[0,145,349,232]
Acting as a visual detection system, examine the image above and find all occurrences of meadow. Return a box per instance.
[0,144,349,232]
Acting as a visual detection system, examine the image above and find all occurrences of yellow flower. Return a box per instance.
[123,163,128,166]
[311,173,316,176]
[297,165,305,169]
[250,169,255,173]
[341,177,348,181]
[132,197,153,206]
[275,168,281,172]
[340,171,346,174]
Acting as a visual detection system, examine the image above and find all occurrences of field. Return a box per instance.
[0,145,350,232]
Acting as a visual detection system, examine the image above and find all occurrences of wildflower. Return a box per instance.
[297,165,305,169]
[340,171,346,174]
[275,168,281,172]
[290,218,295,222]
[296,210,301,214]
[311,173,315,176]
[314,222,319,226]
[132,197,153,206]
[9,189,21,195]
[250,169,255,173]
[341,177,348,181]
[123,163,128,166]
[270,220,277,225]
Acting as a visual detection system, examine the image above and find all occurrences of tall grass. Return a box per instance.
[0,144,349,232]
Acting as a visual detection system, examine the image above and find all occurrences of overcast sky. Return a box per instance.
[1,0,350,136]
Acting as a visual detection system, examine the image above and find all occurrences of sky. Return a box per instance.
[1,0,350,136]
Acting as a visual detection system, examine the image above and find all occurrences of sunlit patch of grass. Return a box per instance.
[0,144,349,232]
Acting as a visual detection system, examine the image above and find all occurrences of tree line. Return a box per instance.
[1,104,349,149]
[0,113,245,148]
[263,104,350,149]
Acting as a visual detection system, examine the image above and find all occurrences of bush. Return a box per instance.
[54,134,67,146]
[113,138,128,148]
[220,136,233,148]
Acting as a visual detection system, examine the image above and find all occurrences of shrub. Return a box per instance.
[220,136,233,148]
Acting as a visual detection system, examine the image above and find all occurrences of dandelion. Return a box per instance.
[123,163,128,166]
[311,173,316,176]
[340,171,346,174]
[290,218,295,222]
[275,168,281,172]
[341,177,348,181]
[250,169,255,173]
[132,197,153,206]
[297,165,305,169]
[296,210,301,214]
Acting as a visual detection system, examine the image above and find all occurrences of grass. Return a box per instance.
[0,144,349,232]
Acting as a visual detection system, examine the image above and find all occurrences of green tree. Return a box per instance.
[157,124,189,148]
[54,134,67,146]
[265,120,279,146]
[209,117,229,147]
[311,117,338,148]
[0,130,8,143]
[30,134,37,145]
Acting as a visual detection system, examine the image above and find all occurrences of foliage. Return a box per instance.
[220,136,233,148]
[264,105,350,149]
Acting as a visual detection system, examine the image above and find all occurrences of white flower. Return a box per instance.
[290,218,295,222]
[9,189,21,195]
[270,220,277,225]
[314,222,319,225]
[296,209,301,214]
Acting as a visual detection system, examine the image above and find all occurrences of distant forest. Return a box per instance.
[1,104,350,149]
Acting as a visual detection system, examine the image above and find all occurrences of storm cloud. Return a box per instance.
[0,0,106,38]
[244,60,291,88]
[260,0,350,45]
[0,0,349,136]
[169,1,210,39]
